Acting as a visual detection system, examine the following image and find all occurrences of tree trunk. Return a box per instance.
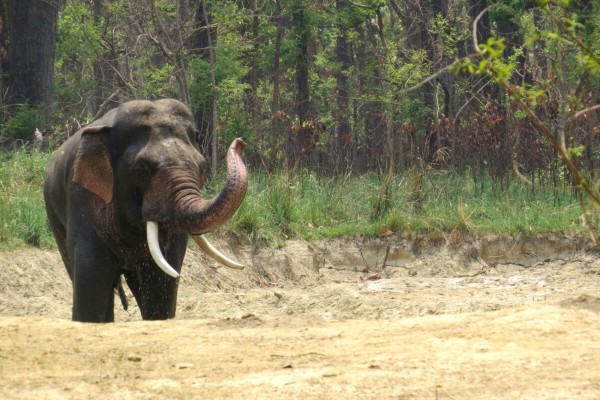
[174,0,191,107]
[289,0,311,169]
[6,0,59,127]
[90,0,120,118]
[334,0,352,173]
[243,0,260,129]
[192,0,217,170]
[271,0,283,168]
[0,1,7,125]
[202,0,218,177]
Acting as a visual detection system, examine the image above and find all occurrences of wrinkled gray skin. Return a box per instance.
[44,99,247,323]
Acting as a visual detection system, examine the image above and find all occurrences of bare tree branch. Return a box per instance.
[400,55,477,93]
[472,6,489,53]
[91,91,120,122]
[574,104,600,119]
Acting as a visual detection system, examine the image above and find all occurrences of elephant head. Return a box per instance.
[71,99,247,277]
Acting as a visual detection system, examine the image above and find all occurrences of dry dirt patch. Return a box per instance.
[1,236,599,399]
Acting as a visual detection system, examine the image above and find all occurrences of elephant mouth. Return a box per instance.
[144,139,248,277]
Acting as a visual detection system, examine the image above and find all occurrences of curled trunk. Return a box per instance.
[143,138,248,234]
[144,139,248,277]
[184,138,248,234]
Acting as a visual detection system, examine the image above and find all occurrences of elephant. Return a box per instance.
[43,99,248,323]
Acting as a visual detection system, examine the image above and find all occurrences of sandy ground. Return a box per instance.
[1,235,599,399]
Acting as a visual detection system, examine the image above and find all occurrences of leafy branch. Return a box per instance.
[464,5,600,207]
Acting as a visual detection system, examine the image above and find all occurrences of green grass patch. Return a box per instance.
[0,150,54,249]
[0,150,593,249]
[221,169,589,242]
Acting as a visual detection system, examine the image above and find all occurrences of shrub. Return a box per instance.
[1,106,41,145]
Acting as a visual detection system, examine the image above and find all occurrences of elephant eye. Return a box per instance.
[132,162,152,181]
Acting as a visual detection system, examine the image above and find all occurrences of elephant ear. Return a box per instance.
[73,125,113,204]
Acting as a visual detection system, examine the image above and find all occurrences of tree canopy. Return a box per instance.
[0,0,598,183]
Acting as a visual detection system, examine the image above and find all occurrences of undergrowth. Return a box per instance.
[217,168,588,243]
[0,149,591,249]
[0,150,54,248]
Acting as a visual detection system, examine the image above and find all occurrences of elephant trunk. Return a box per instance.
[174,138,248,234]
[143,139,248,277]
[143,138,248,234]
[189,138,247,234]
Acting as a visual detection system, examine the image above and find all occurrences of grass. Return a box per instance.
[221,168,590,242]
[0,150,54,249]
[0,149,593,249]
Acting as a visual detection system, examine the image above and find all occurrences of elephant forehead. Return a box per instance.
[146,136,202,164]
[112,115,194,151]
[118,101,193,128]
[124,114,193,131]
[154,98,193,118]
[157,136,186,149]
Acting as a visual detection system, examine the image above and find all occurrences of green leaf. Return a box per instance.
[568,145,585,159]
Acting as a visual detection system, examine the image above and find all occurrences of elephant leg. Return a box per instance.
[71,239,119,323]
[130,263,179,320]
[125,234,187,320]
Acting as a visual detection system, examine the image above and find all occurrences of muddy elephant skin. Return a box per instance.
[43,99,248,322]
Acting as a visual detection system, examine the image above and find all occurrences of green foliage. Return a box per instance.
[54,1,104,120]
[0,151,589,249]
[226,192,270,243]
[155,0,176,19]
[430,12,470,59]
[140,64,176,99]
[188,3,251,142]
[1,106,41,144]
[489,1,538,26]
[568,145,585,159]
[371,169,394,219]
[56,1,103,64]
[0,150,54,249]
[458,0,600,242]
[266,174,298,233]
[214,169,587,244]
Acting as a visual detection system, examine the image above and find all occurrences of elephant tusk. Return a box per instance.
[146,221,180,278]
[192,235,245,270]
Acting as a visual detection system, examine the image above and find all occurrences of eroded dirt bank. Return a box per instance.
[1,235,600,399]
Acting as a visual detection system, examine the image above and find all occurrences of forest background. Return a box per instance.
[0,0,599,246]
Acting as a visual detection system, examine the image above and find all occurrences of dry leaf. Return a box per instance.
[379,226,393,236]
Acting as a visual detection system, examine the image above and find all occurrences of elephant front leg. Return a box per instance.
[72,242,120,322]
[125,234,187,320]
[125,265,179,320]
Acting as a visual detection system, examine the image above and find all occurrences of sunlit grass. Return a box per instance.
[0,149,591,249]
[0,150,54,249]
[222,169,588,242]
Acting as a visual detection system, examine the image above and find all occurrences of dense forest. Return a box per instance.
[0,0,598,183]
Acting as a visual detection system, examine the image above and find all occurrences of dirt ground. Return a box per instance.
[1,235,600,399]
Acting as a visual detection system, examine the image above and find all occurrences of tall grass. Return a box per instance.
[222,169,587,242]
[0,150,54,248]
[0,149,590,249]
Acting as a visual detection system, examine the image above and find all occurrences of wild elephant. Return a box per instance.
[43,99,247,322]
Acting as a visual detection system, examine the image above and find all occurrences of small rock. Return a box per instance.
[127,354,142,362]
